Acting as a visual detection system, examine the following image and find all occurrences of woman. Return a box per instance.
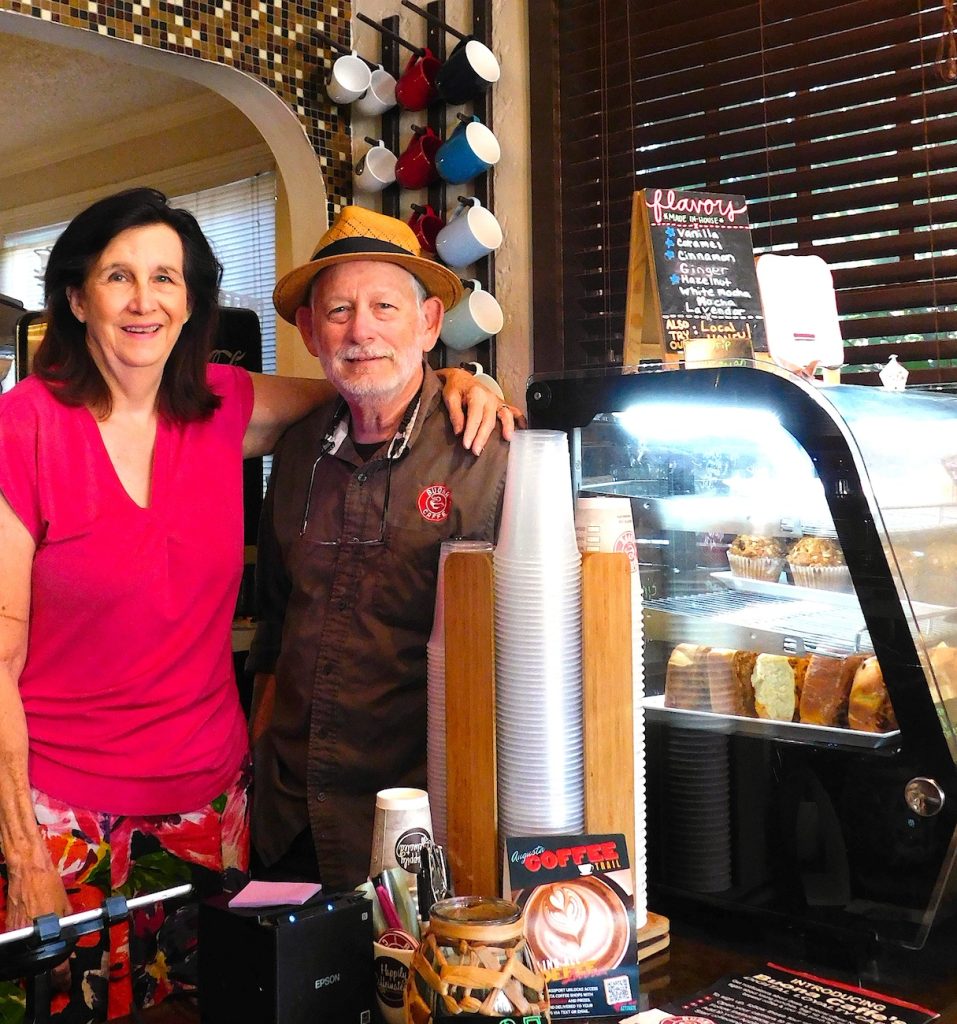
[0,188,511,1021]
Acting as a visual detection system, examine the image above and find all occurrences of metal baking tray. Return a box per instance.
[642,694,902,750]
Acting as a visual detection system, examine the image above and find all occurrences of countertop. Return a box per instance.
[114,906,957,1024]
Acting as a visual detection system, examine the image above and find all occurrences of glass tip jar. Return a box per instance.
[404,895,549,1022]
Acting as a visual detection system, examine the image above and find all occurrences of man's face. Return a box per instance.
[296,260,442,405]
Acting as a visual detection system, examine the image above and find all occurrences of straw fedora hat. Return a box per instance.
[273,206,464,324]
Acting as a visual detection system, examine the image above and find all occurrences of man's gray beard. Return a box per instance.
[324,347,423,403]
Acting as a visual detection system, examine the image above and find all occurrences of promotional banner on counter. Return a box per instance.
[505,833,639,1019]
[628,962,939,1023]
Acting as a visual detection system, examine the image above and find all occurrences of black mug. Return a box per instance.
[435,37,501,105]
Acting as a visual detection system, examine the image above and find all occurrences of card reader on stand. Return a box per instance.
[0,883,192,1024]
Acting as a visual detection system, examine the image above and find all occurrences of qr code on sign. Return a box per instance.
[603,973,633,1007]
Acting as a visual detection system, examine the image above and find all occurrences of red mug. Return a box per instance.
[395,126,442,190]
[394,47,441,111]
[407,204,446,254]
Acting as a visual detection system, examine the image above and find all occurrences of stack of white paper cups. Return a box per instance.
[427,538,493,846]
[494,430,584,837]
[575,495,648,927]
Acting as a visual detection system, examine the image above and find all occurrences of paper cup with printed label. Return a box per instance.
[374,939,416,1024]
[370,787,433,885]
[575,495,639,573]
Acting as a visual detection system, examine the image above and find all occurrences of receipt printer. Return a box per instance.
[199,890,374,1024]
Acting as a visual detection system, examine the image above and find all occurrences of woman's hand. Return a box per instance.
[5,857,74,990]
[4,858,72,930]
[438,368,527,456]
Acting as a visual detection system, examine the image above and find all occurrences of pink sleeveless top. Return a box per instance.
[0,364,253,814]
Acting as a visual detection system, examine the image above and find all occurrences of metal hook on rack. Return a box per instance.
[356,13,426,56]
[400,0,469,41]
[309,29,378,68]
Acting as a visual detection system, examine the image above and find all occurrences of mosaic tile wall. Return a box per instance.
[0,0,354,218]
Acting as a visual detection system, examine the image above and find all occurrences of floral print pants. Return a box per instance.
[0,759,250,1023]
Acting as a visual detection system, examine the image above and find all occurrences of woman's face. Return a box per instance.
[67,222,190,385]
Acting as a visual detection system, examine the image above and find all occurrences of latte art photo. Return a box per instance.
[525,877,630,975]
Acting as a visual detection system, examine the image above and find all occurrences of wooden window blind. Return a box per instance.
[528,0,957,383]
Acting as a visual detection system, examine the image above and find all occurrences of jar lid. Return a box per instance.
[430,896,521,926]
[429,897,528,942]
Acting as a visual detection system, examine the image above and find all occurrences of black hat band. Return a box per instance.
[310,237,417,262]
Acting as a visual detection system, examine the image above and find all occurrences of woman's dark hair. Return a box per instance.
[33,187,224,421]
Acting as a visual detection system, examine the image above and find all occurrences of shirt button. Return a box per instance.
[317,792,327,802]
[337,599,349,611]
[356,472,368,484]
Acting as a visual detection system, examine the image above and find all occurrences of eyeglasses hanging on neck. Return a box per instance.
[299,385,423,541]
[299,443,395,544]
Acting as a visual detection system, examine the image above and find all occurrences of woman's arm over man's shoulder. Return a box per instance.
[242,368,520,459]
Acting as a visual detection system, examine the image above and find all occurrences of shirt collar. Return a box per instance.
[320,362,436,462]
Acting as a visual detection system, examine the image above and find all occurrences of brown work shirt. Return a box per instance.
[248,367,508,890]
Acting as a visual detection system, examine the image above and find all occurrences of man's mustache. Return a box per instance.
[339,345,396,362]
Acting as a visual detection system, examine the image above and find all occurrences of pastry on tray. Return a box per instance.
[664,643,711,712]
[848,656,898,733]
[706,647,757,717]
[787,535,852,592]
[727,534,786,583]
[798,653,864,727]
[663,644,894,734]
[751,653,807,722]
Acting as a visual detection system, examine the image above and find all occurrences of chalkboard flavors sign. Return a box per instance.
[623,188,767,365]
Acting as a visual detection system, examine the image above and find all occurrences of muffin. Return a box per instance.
[727,534,786,582]
[787,535,852,592]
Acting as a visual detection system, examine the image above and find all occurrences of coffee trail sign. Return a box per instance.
[624,188,767,364]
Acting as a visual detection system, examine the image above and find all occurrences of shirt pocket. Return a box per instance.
[370,520,449,634]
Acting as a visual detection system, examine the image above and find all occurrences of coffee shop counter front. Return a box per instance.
[116,904,957,1024]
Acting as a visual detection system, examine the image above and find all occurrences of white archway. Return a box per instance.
[0,9,328,376]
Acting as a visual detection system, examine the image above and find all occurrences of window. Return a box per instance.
[0,222,61,311]
[175,173,277,373]
[0,172,277,373]
[529,0,957,383]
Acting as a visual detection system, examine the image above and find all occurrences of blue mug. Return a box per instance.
[441,280,504,351]
[435,197,503,269]
[435,115,501,185]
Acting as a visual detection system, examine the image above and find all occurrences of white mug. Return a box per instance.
[327,52,372,104]
[435,198,503,269]
[474,371,504,400]
[354,140,397,193]
[356,66,398,116]
[441,279,504,350]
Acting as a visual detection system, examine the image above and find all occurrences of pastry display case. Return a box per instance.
[527,360,957,950]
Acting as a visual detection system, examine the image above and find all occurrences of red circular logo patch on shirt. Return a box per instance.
[418,483,452,523]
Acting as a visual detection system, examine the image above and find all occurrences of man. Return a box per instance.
[248,207,510,890]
